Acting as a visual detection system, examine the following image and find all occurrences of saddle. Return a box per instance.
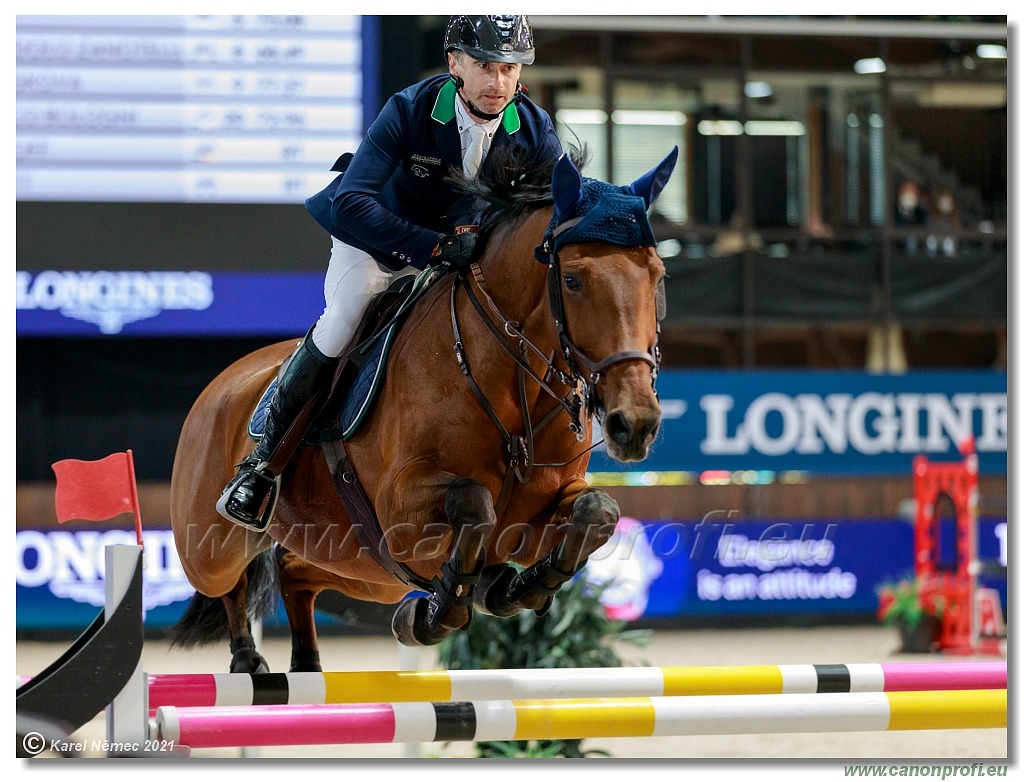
[334,270,436,436]
[249,267,443,470]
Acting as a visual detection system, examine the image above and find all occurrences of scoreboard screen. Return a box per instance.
[16,15,371,204]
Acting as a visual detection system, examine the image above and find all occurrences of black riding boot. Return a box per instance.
[216,332,338,531]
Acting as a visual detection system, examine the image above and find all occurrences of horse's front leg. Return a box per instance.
[386,473,496,647]
[274,545,324,672]
[476,486,619,617]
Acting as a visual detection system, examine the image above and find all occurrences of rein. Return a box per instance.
[451,267,585,514]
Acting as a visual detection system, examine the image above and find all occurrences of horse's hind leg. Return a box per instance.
[391,478,495,646]
[476,488,619,617]
[169,537,275,674]
[221,568,271,674]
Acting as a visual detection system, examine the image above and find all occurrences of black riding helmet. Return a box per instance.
[444,15,535,65]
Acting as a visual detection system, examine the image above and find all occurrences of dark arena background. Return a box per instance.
[15,15,1009,766]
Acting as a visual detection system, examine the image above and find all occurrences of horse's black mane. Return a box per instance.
[449,143,589,248]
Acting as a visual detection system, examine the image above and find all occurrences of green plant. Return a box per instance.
[876,573,945,630]
[438,574,651,758]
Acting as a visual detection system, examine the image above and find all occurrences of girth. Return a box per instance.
[314,272,445,594]
[320,436,431,592]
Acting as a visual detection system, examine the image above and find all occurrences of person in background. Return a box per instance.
[217,15,563,530]
[894,180,929,255]
[928,187,960,257]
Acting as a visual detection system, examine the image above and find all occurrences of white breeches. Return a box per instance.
[310,237,418,358]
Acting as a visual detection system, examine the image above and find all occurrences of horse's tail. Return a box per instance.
[167,550,278,649]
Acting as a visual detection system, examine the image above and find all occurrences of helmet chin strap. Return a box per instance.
[451,75,522,121]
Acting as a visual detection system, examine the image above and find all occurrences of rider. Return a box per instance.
[217,15,564,530]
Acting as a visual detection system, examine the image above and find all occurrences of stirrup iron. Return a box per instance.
[216,463,282,532]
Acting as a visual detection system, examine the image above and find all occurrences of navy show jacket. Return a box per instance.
[305,73,563,270]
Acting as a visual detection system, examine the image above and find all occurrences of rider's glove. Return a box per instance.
[430,231,477,272]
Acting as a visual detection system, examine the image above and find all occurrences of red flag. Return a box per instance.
[52,451,143,545]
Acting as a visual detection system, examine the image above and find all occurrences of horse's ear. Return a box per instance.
[627,146,679,209]
[551,153,583,219]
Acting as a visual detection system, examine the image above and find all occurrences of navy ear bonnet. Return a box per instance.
[535,146,678,263]
[534,185,656,261]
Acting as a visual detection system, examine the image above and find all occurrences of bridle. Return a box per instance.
[540,215,664,402]
[449,228,663,513]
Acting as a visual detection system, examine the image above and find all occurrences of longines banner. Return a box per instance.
[587,370,1007,475]
[16,271,324,336]
[16,519,1007,631]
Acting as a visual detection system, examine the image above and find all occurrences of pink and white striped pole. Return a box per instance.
[155,689,1008,749]
[142,661,1007,713]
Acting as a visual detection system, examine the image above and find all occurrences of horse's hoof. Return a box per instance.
[289,649,322,673]
[391,597,452,647]
[472,564,520,618]
[230,649,269,674]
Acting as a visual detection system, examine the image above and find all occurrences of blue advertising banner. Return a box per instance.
[15,527,304,631]
[16,271,324,337]
[17,520,1007,632]
[588,517,1008,625]
[586,370,1007,475]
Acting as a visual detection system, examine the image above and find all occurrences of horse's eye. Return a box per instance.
[563,274,582,292]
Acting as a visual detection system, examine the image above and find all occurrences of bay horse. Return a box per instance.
[168,143,678,673]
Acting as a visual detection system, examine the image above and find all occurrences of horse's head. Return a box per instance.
[537,148,678,463]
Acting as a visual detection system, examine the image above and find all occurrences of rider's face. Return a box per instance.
[449,53,522,119]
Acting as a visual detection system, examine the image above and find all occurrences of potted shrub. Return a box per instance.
[437,575,650,758]
[876,573,945,653]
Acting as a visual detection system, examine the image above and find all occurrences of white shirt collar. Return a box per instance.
[454,94,501,137]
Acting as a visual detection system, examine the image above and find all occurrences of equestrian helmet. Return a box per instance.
[444,15,535,65]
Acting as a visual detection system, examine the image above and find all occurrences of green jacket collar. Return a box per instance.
[431,79,521,135]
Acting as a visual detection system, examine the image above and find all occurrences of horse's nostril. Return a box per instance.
[606,411,632,445]
[643,416,661,441]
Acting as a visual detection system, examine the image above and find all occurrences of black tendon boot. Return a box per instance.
[216,332,338,531]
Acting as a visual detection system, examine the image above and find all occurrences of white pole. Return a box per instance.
[252,618,263,649]
[105,545,147,752]
[240,618,264,759]
[398,642,423,758]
